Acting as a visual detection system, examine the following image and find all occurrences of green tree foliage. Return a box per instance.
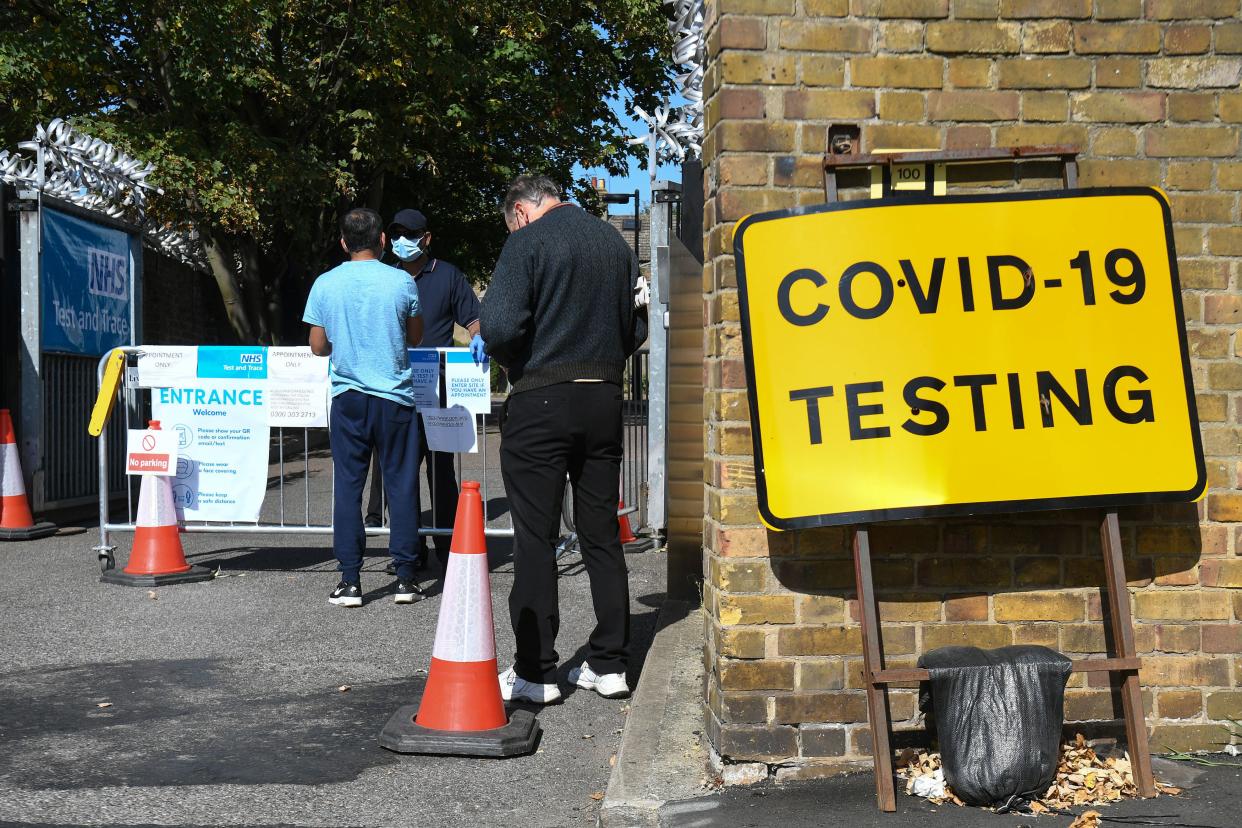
[1,0,671,342]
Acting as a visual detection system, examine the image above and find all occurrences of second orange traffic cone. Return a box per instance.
[617,497,653,553]
[0,409,56,541]
[379,480,541,757]
[101,423,213,587]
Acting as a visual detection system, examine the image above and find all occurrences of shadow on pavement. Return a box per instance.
[0,658,420,789]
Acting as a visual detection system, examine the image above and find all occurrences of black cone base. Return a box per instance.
[379,705,541,757]
[101,564,215,587]
[0,522,57,541]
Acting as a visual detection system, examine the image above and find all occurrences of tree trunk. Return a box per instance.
[202,233,256,343]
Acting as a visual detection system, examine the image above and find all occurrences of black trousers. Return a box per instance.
[501,381,629,683]
[366,427,457,566]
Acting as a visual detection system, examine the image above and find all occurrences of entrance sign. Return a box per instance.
[733,188,1204,530]
[151,384,270,521]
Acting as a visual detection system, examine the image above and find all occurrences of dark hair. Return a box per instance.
[340,207,384,253]
[503,174,561,221]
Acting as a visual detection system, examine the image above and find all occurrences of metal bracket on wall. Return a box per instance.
[822,145,1080,203]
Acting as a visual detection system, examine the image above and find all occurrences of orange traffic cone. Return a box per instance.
[617,497,653,553]
[379,480,541,757]
[101,422,212,587]
[0,409,56,541]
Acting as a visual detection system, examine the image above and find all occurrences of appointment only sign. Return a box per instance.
[733,188,1204,530]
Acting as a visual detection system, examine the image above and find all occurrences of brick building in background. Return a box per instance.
[699,1,1242,778]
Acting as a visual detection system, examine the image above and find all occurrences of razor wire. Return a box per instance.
[0,118,205,269]
[629,0,704,177]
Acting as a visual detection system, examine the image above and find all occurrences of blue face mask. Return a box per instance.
[392,235,423,262]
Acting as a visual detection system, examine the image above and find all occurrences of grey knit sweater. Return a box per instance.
[480,204,649,393]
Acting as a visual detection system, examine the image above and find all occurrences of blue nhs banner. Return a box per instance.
[41,207,137,355]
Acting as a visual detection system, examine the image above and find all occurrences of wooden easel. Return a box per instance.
[820,148,1155,811]
[853,512,1156,812]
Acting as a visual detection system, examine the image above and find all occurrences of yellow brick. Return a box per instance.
[1077,159,1162,187]
[995,123,1088,147]
[1133,591,1231,621]
[999,0,1090,16]
[798,595,847,623]
[850,56,945,89]
[948,58,992,88]
[1073,24,1162,55]
[718,594,796,625]
[997,58,1092,89]
[1165,161,1213,190]
[879,21,925,53]
[1023,91,1067,122]
[777,625,861,656]
[865,124,943,150]
[1092,128,1137,156]
[802,56,846,87]
[1141,656,1231,687]
[853,0,949,17]
[1023,21,1070,54]
[1095,58,1142,88]
[926,21,1020,54]
[1072,91,1165,123]
[880,91,926,121]
[922,624,1013,649]
[994,592,1085,622]
[778,20,872,52]
[1147,57,1242,90]
[721,53,795,85]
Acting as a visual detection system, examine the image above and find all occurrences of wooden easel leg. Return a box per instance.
[1100,512,1156,797]
[854,527,896,812]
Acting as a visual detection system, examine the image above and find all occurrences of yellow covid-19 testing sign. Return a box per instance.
[733,188,1204,531]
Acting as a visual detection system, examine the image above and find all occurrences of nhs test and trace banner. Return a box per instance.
[41,207,137,355]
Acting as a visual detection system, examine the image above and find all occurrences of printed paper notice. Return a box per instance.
[267,347,330,427]
[151,385,270,521]
[136,346,197,388]
[444,350,490,416]
[126,429,178,475]
[421,406,478,454]
[409,349,441,410]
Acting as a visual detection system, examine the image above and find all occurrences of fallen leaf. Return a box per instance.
[582,734,594,739]
[589,791,605,801]
[609,754,617,767]
[147,590,158,600]
[1069,810,1101,828]
[96,702,112,708]
[338,685,351,693]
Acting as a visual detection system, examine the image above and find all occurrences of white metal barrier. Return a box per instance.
[93,346,648,571]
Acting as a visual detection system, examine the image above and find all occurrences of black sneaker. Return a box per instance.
[329,581,362,607]
[394,580,427,604]
[364,514,382,529]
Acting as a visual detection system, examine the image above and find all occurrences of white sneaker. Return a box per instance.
[498,666,562,704]
[569,661,630,699]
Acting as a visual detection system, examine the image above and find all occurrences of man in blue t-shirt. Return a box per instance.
[365,208,483,571]
[303,207,425,607]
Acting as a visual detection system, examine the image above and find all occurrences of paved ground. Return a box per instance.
[0,525,667,827]
[658,763,1241,828]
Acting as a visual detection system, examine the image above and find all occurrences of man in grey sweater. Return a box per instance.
[481,174,648,704]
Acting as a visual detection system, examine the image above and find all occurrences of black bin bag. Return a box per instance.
[917,645,1072,807]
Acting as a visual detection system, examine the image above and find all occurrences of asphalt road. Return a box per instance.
[0,524,667,827]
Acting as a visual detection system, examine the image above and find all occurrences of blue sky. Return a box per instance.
[575,96,684,214]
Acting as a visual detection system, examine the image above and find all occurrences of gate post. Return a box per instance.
[645,180,680,538]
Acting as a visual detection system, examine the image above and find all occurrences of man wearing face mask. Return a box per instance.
[364,208,483,573]
[481,175,648,705]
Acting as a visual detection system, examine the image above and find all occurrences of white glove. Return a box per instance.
[634,275,651,309]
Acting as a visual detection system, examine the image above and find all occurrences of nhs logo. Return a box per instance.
[87,248,128,299]
[197,347,268,380]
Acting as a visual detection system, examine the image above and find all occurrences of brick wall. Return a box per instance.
[701,0,1242,778]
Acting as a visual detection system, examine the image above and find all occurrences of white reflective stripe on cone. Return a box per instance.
[0,444,25,497]
[137,475,179,527]
[431,553,496,663]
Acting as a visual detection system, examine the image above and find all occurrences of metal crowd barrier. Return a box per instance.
[93,346,650,571]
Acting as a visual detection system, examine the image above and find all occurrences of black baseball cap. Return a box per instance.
[388,208,428,236]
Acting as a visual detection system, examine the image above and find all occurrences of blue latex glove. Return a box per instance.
[470,333,487,364]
